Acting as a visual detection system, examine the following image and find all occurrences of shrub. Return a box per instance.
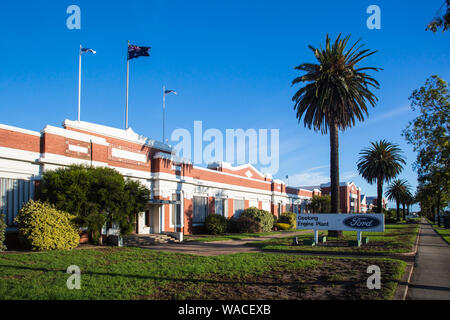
[240,207,274,232]
[227,217,240,233]
[275,223,291,231]
[36,165,150,242]
[278,212,296,229]
[237,215,261,233]
[0,214,6,251]
[15,200,80,251]
[204,214,228,234]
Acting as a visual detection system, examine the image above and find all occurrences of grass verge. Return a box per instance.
[0,247,405,300]
[247,223,420,255]
[426,218,450,244]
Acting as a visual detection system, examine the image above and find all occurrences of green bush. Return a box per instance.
[240,207,274,232]
[204,214,228,234]
[237,215,261,233]
[275,222,291,230]
[226,217,239,233]
[36,165,150,242]
[0,214,6,251]
[15,200,80,251]
[278,212,296,229]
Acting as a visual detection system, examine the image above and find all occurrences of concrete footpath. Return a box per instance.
[142,230,311,256]
[406,219,450,300]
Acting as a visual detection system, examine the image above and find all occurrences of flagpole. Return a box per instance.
[163,85,165,143]
[125,40,129,129]
[78,45,82,122]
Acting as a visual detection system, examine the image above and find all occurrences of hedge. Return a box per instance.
[275,222,291,231]
[0,214,6,251]
[15,200,80,251]
[237,215,261,233]
[205,214,228,234]
[278,212,296,230]
[240,207,275,232]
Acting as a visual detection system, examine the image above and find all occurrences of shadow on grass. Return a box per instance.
[0,263,376,288]
[0,263,402,292]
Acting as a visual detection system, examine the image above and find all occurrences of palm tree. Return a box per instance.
[385,179,411,222]
[357,140,406,213]
[292,34,381,237]
[401,187,414,220]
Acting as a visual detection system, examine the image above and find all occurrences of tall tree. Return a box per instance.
[36,165,151,243]
[385,179,411,222]
[426,0,450,32]
[403,75,449,223]
[357,140,406,213]
[400,185,414,220]
[291,34,381,237]
[307,195,331,213]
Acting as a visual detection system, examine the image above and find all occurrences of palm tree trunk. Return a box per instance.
[402,203,406,220]
[396,201,400,222]
[328,120,342,238]
[377,178,383,213]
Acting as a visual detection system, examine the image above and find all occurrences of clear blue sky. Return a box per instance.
[1,1,449,209]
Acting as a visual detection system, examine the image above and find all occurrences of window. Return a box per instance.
[0,178,35,227]
[233,199,244,218]
[193,196,208,224]
[145,210,151,227]
[215,198,227,216]
[277,203,282,216]
[172,193,181,226]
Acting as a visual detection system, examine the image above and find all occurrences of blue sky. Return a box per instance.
[1,1,449,209]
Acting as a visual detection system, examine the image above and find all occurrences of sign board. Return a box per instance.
[297,213,385,232]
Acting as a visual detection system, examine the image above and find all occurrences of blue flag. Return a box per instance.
[128,44,150,60]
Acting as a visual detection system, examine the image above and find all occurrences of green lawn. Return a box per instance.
[426,219,450,244]
[247,223,420,255]
[184,230,296,242]
[0,247,405,300]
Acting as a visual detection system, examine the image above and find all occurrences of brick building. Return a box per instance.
[0,119,320,236]
[302,182,362,213]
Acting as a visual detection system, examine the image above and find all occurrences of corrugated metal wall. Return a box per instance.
[0,178,35,226]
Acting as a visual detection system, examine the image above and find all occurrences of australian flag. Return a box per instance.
[128,44,151,60]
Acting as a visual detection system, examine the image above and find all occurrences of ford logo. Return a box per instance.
[343,216,381,229]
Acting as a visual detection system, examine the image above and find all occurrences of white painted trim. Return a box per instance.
[0,170,38,180]
[39,152,107,167]
[63,119,172,152]
[154,172,275,198]
[0,146,40,163]
[42,125,109,146]
[0,123,41,137]
[193,166,272,185]
[112,148,147,163]
[109,166,152,180]
[207,161,268,179]
[68,144,89,154]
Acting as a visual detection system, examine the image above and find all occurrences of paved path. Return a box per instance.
[406,219,450,300]
[141,231,311,256]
